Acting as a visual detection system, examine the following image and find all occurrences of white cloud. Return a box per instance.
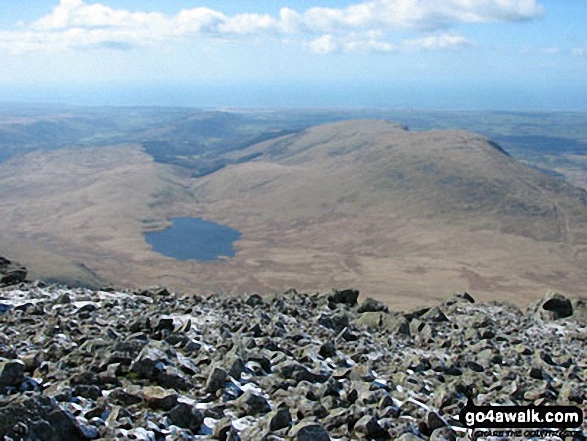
[173,8,226,35]
[307,35,339,54]
[303,3,376,32]
[278,8,304,34]
[345,39,397,53]
[529,46,587,58]
[299,0,543,32]
[31,0,167,31]
[219,14,277,35]
[542,47,562,55]
[403,32,471,50]
[307,31,472,55]
[0,0,544,54]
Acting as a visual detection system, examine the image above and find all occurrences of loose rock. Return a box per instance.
[0,267,585,440]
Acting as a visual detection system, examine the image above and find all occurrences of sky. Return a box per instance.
[0,0,585,109]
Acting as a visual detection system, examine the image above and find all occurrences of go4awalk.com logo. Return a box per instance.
[460,398,584,439]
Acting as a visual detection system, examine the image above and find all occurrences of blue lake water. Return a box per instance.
[145,217,241,261]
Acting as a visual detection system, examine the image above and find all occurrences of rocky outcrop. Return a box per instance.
[0,280,585,440]
[0,256,27,287]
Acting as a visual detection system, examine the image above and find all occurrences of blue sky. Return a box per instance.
[0,0,585,109]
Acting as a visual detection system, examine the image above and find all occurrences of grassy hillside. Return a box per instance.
[1,112,587,308]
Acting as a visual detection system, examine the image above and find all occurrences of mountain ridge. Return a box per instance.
[178,119,587,305]
[199,119,587,244]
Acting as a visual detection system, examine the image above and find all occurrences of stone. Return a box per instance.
[139,386,178,411]
[107,388,142,406]
[130,344,169,379]
[430,427,457,441]
[165,402,204,433]
[213,418,239,440]
[70,372,101,387]
[328,289,359,306]
[355,312,410,335]
[154,317,175,332]
[20,351,45,372]
[138,286,170,297]
[529,367,543,380]
[421,307,449,322]
[245,293,264,307]
[276,361,328,384]
[1,275,587,441]
[529,292,574,321]
[228,356,246,379]
[56,293,72,304]
[292,422,331,441]
[0,268,27,286]
[466,361,484,372]
[318,312,349,332]
[206,366,228,393]
[358,297,389,313]
[235,391,271,415]
[409,318,425,336]
[323,407,358,431]
[79,424,100,440]
[294,397,328,419]
[459,292,475,303]
[354,415,391,439]
[248,355,271,373]
[397,433,423,441]
[0,395,88,441]
[268,407,292,431]
[427,411,447,432]
[0,358,25,387]
[319,342,336,358]
[542,296,573,319]
[571,298,587,323]
[157,365,194,391]
[72,385,102,400]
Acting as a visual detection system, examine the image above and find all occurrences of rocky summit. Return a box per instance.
[0,266,586,440]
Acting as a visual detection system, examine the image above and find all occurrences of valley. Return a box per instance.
[1,107,586,309]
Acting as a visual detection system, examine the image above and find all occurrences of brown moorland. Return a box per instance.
[1,120,586,309]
